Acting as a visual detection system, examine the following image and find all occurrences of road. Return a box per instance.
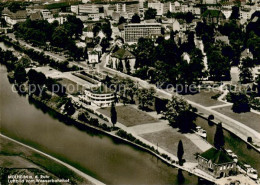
[95,53,260,149]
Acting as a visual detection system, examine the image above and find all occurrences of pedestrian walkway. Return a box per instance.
[208,103,232,109]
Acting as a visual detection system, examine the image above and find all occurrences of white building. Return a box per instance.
[123,22,161,43]
[88,50,99,64]
[41,9,53,20]
[1,8,27,26]
[81,86,115,107]
[221,8,232,19]
[148,2,164,16]
[47,17,67,24]
[240,8,255,20]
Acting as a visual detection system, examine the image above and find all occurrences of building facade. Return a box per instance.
[198,148,237,178]
[123,22,161,42]
[81,87,115,107]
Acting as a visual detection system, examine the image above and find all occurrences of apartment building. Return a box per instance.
[71,4,100,15]
[148,2,164,16]
[240,8,255,20]
[123,22,161,42]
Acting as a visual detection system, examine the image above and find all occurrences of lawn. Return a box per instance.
[57,78,84,95]
[183,89,225,107]
[97,106,158,127]
[140,128,202,162]
[214,106,260,132]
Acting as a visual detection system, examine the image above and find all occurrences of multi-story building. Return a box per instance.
[148,2,164,16]
[82,86,115,107]
[71,4,100,15]
[240,8,255,20]
[123,22,161,42]
[1,8,27,26]
[41,9,53,20]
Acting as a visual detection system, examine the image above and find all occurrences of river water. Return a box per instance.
[0,42,201,184]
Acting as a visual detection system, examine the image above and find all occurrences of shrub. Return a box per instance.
[208,114,214,120]
[247,137,253,143]
[211,93,222,100]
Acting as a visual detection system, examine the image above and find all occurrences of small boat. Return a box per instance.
[244,164,258,180]
[195,126,207,138]
[225,149,238,162]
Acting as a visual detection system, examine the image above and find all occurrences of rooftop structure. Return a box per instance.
[198,148,237,178]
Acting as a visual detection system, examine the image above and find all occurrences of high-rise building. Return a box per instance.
[123,22,161,42]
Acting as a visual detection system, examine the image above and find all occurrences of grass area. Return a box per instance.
[141,128,202,162]
[97,105,158,127]
[183,89,225,107]
[0,136,93,185]
[213,106,260,132]
[57,78,84,95]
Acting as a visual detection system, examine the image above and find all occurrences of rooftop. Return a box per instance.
[199,148,234,165]
[111,48,135,60]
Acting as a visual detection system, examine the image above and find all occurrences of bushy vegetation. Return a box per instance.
[78,111,111,131]
[227,92,250,113]
[13,16,84,60]
[164,97,197,132]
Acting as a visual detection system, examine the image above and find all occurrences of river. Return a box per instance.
[0,42,202,184]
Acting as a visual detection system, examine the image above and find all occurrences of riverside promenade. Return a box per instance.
[96,53,260,151]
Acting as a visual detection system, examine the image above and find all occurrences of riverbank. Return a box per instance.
[0,133,102,185]
[0,36,214,181]
[28,91,215,183]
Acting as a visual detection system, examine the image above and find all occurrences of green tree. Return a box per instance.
[214,122,225,150]
[207,50,230,81]
[100,37,110,53]
[177,140,184,165]
[117,59,124,72]
[125,59,131,74]
[110,102,117,127]
[118,16,126,25]
[136,88,155,110]
[65,15,84,38]
[144,8,157,20]
[102,21,112,39]
[231,93,250,113]
[51,25,68,47]
[185,12,194,23]
[230,6,240,19]
[14,65,27,84]
[239,57,255,83]
[164,97,196,132]
[177,169,185,184]
[64,98,75,116]
[256,75,260,96]
[131,14,141,23]
[0,18,7,27]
